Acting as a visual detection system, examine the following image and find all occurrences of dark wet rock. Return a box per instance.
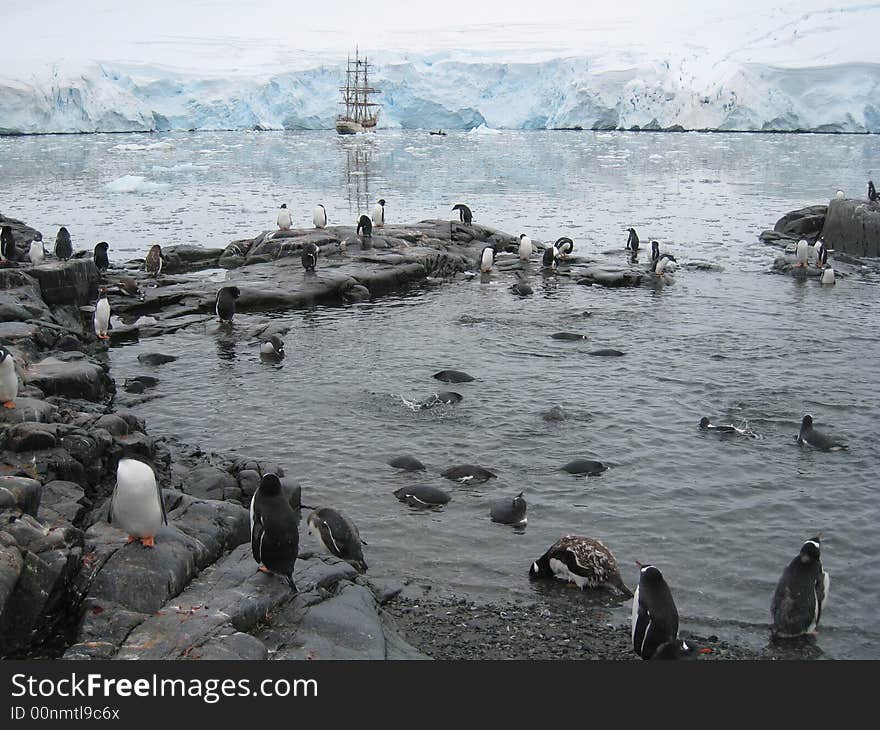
[393,485,451,507]
[0,475,42,516]
[552,332,588,340]
[541,405,567,422]
[236,469,261,501]
[432,369,474,383]
[24,355,113,401]
[562,459,608,476]
[39,480,87,526]
[27,260,101,307]
[342,283,371,303]
[0,397,56,424]
[822,198,880,257]
[160,245,225,274]
[93,414,130,437]
[0,321,40,342]
[3,422,58,452]
[183,465,237,500]
[589,349,625,357]
[137,352,178,366]
[388,455,427,471]
[773,205,827,239]
[441,464,497,482]
[577,268,645,288]
[0,538,24,618]
[123,380,145,393]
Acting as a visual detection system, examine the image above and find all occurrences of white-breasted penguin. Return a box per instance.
[797,414,846,451]
[555,236,574,259]
[307,507,368,573]
[631,563,685,659]
[215,285,240,323]
[529,535,632,595]
[357,214,372,238]
[770,536,830,638]
[452,203,473,225]
[795,239,809,268]
[55,227,73,260]
[29,238,45,266]
[277,204,292,231]
[518,233,532,261]
[479,245,495,273]
[821,267,835,285]
[301,242,318,272]
[542,244,559,270]
[371,198,386,228]
[313,204,328,229]
[145,244,165,277]
[0,346,19,409]
[836,190,845,200]
[251,473,299,591]
[94,291,111,340]
[108,458,167,548]
[815,239,828,268]
[260,334,285,359]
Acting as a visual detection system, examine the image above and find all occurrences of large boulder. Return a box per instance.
[774,205,827,239]
[822,198,880,257]
[24,354,114,401]
[27,260,101,307]
[0,476,42,516]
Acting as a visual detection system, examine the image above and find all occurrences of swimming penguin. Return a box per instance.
[698,417,758,438]
[94,291,111,340]
[0,346,19,409]
[145,244,165,276]
[28,238,45,266]
[479,245,495,273]
[215,285,240,323]
[441,464,496,482]
[313,204,328,229]
[770,536,829,638]
[393,484,451,507]
[626,227,640,252]
[820,267,835,285]
[301,241,319,272]
[371,198,386,228]
[277,204,292,231]
[452,203,473,225]
[555,237,574,260]
[357,214,373,238]
[490,492,527,526]
[94,241,110,273]
[815,239,828,268]
[55,227,73,260]
[108,458,167,548]
[1,226,16,262]
[518,233,533,261]
[529,535,632,596]
[307,507,368,573]
[260,334,285,358]
[795,239,809,268]
[797,414,847,451]
[542,244,559,270]
[250,473,299,591]
[631,563,682,659]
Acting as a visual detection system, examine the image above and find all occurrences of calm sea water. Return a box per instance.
[2,129,879,658]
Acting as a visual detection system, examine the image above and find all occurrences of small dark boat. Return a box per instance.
[429,129,447,136]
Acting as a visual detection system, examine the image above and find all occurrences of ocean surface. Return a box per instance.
[2,129,879,659]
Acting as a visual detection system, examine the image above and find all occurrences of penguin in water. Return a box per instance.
[626,227,640,253]
[55,227,73,260]
[555,236,574,260]
[357,214,373,239]
[371,198,386,228]
[698,417,758,438]
[260,334,285,359]
[452,203,473,225]
[542,243,559,270]
[0,346,19,409]
[307,507,368,573]
[771,536,830,638]
[490,492,527,526]
[94,241,110,273]
[313,204,328,229]
[277,204,292,231]
[518,233,532,261]
[631,563,689,659]
[1,226,16,262]
[797,414,847,451]
[108,458,167,548]
[820,267,835,285]
[529,535,632,596]
[215,286,240,323]
[250,473,299,591]
[28,236,45,266]
[301,242,319,272]
[795,239,809,268]
[479,245,495,273]
[94,290,111,340]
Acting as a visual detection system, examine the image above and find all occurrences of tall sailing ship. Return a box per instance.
[336,48,381,135]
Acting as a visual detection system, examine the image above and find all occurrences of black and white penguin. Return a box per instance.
[307,507,368,573]
[277,203,292,231]
[357,214,373,238]
[94,290,111,340]
[215,286,240,323]
[371,198,386,228]
[28,237,45,266]
[490,492,527,526]
[797,414,847,451]
[1,225,16,262]
[93,241,110,273]
[631,563,682,659]
[393,484,451,507]
[770,536,830,638]
[452,203,473,225]
[542,244,559,270]
[260,334,285,358]
[518,233,532,261]
[868,180,878,202]
[108,458,167,548]
[698,416,757,438]
[145,244,165,277]
[479,245,495,273]
[250,473,299,591]
[555,237,574,260]
[820,267,836,285]
[55,227,73,260]
[313,204,328,229]
[795,239,809,268]
[815,239,828,268]
[0,346,19,409]
[301,241,318,272]
[626,227,640,252]
[650,240,660,267]
[529,535,632,595]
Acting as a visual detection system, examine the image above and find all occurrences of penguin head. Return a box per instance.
[229,286,241,299]
[378,199,386,206]
[150,244,162,255]
[512,492,526,509]
[651,241,659,257]
[267,334,284,356]
[259,473,282,496]
[801,414,813,429]
[638,563,664,583]
[280,203,287,209]
[799,536,822,563]
[699,417,710,429]
[0,346,11,364]
[95,241,109,252]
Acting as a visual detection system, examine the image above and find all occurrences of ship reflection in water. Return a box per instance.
[341,141,374,218]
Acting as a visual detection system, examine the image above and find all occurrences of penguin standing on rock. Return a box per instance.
[795,239,809,268]
[0,346,19,409]
[251,473,299,591]
[94,241,110,273]
[307,507,368,573]
[771,536,829,638]
[357,214,372,239]
[55,227,73,260]
[452,203,473,225]
[555,236,574,260]
[108,458,167,548]
[277,204,292,231]
[518,233,532,261]
[94,290,111,340]
[479,245,495,273]
[215,286,240,323]
[868,180,878,202]
[631,563,689,659]
[29,236,45,266]
[529,535,632,595]
[371,198,386,228]
[313,204,328,229]
[301,242,319,272]
[145,244,165,277]
[542,243,559,270]
[815,239,828,268]
[1,226,16,262]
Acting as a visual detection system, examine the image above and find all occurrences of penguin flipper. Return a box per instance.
[156,481,168,526]
[107,489,115,525]
[322,520,342,557]
[251,513,265,563]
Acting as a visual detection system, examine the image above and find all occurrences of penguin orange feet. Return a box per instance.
[141,536,156,548]
[258,565,271,574]
[98,333,110,340]
[3,401,15,409]
[126,535,138,544]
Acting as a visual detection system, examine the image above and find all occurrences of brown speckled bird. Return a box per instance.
[529,535,632,596]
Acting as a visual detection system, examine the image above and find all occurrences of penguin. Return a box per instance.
[250,473,299,591]
[650,240,660,268]
[797,414,846,451]
[555,236,574,260]
[529,535,633,596]
[28,238,45,266]
[301,242,318,272]
[770,536,830,638]
[815,239,828,268]
[542,244,559,270]
[55,227,73,260]
[0,346,19,409]
[307,507,368,573]
[260,334,285,358]
[393,484,451,507]
[626,227,640,252]
[795,239,809,268]
[313,204,328,229]
[869,180,878,203]
[808,238,822,265]
[836,190,845,200]
[1,225,16,262]
[518,233,533,261]
[371,198,386,228]
[277,204,292,231]
[479,245,494,273]
[215,285,240,323]
[820,267,835,285]
[94,241,110,273]
[489,492,527,526]
[631,563,682,659]
[452,203,473,226]
[145,244,165,277]
[94,290,111,340]
[654,256,672,277]
[357,214,373,238]
[108,458,167,548]
[698,416,758,438]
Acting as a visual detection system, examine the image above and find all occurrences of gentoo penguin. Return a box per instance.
[94,241,110,273]
[313,204,328,229]
[797,414,847,451]
[820,267,835,285]
[654,256,672,277]
[626,227,640,252]
[542,244,559,270]
[277,204,292,231]
[529,535,633,596]
[698,416,758,438]
[815,239,828,268]
[393,484,451,507]
[307,507,368,573]
[1,226,16,262]
[650,240,660,268]
[108,458,167,548]
[452,203,473,225]
[301,241,319,272]
[250,473,299,591]
[0,346,19,409]
[869,180,878,202]
[518,233,533,261]
[631,563,682,659]
[555,236,574,260]
[835,190,845,200]
[55,227,73,260]
[145,244,165,276]
[357,214,373,238]
[490,492,527,526]
[371,198,386,228]
[795,239,809,268]
[28,238,45,266]
[479,245,495,273]
[215,285,240,323]
[94,291,111,340]
[770,536,830,638]
[260,334,285,359]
